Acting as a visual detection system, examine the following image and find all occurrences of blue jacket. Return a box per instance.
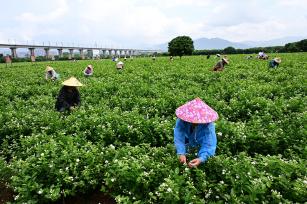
[269,60,279,68]
[174,118,217,163]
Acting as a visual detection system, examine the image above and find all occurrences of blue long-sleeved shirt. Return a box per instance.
[269,60,279,68]
[174,118,217,163]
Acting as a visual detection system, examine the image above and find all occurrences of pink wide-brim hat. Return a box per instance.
[175,98,218,124]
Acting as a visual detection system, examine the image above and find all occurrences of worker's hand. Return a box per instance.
[188,158,201,168]
[179,155,187,164]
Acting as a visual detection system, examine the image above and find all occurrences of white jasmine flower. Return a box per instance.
[14,195,19,200]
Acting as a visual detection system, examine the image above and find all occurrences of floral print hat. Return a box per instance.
[175,97,218,124]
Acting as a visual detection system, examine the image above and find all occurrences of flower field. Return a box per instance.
[0,53,306,203]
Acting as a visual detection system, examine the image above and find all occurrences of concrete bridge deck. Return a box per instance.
[0,43,161,59]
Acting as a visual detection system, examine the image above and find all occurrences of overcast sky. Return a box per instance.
[0,0,306,48]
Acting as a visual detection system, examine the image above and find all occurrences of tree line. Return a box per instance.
[168,36,307,56]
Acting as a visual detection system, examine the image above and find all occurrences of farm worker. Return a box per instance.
[258,51,264,58]
[55,77,83,112]
[213,57,229,71]
[207,54,210,59]
[45,66,59,81]
[174,98,218,168]
[124,56,127,61]
[170,56,174,61]
[116,61,124,70]
[152,56,156,61]
[83,64,93,77]
[258,51,268,60]
[269,57,281,68]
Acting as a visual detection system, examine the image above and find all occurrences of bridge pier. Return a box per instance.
[102,50,106,58]
[29,48,35,57]
[10,47,17,58]
[57,49,63,58]
[87,49,93,59]
[79,49,84,59]
[44,48,50,59]
[69,49,74,59]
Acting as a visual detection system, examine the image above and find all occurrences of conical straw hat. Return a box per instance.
[117,61,124,65]
[62,77,83,87]
[222,58,229,64]
[46,66,54,72]
[176,97,218,124]
[87,64,93,69]
[274,57,281,64]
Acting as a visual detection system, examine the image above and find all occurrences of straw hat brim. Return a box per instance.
[62,77,83,87]
[222,58,229,64]
[274,58,281,63]
[46,66,54,72]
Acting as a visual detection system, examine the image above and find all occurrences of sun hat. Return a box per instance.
[274,57,281,64]
[116,61,124,69]
[46,66,54,72]
[217,54,221,57]
[62,77,83,87]
[87,64,93,69]
[175,97,218,124]
[222,58,229,64]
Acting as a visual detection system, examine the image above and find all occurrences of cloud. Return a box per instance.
[1,0,307,48]
[278,0,307,7]
[16,0,68,23]
[74,0,205,46]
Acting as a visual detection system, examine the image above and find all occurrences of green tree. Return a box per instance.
[285,43,299,52]
[168,36,194,57]
[296,39,307,51]
[224,46,236,54]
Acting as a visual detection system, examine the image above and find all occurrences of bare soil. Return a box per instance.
[0,182,14,204]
